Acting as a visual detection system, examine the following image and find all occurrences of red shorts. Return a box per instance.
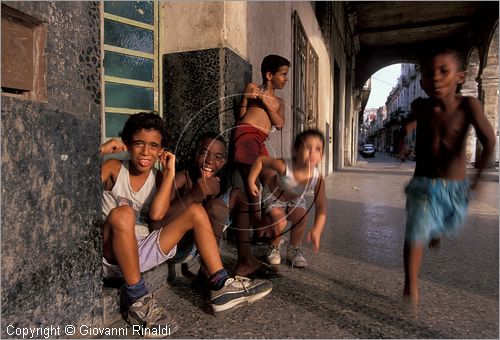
[232,123,269,165]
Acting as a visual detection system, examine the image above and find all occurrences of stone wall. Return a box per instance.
[1,1,103,335]
[163,47,251,171]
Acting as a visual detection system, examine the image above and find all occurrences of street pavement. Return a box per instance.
[107,153,499,339]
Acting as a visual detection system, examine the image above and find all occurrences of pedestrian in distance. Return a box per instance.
[397,46,496,309]
[100,113,272,337]
[247,129,327,268]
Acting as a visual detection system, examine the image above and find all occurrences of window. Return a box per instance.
[1,5,47,101]
[292,12,319,137]
[102,1,160,141]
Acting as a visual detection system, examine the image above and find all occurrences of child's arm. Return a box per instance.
[247,156,286,196]
[149,170,221,229]
[307,176,327,252]
[100,138,127,156]
[148,151,176,222]
[238,83,260,120]
[149,170,188,229]
[100,139,126,187]
[467,97,496,189]
[169,172,220,217]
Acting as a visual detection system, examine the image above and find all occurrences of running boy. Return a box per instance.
[247,129,327,268]
[398,47,496,308]
[232,54,290,238]
[101,113,272,334]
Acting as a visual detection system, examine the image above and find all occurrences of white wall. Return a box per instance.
[159,2,339,173]
[159,2,224,54]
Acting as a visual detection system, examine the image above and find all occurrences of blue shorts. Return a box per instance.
[405,177,471,243]
[262,192,306,214]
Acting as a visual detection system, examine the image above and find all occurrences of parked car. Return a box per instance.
[360,144,376,158]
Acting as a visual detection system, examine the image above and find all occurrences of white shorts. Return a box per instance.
[103,229,177,279]
[262,192,306,214]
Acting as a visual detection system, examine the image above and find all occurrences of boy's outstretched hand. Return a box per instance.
[100,138,127,155]
[306,228,321,253]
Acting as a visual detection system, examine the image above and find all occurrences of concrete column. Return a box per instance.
[162,48,251,170]
[478,77,499,168]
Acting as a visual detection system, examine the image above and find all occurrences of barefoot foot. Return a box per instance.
[235,258,263,277]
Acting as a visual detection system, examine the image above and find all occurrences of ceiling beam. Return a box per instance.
[354,15,472,35]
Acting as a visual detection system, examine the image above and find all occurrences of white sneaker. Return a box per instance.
[127,293,180,338]
[266,246,281,265]
[286,245,307,268]
[210,276,273,315]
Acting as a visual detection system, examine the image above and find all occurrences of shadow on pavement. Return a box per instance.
[268,271,452,338]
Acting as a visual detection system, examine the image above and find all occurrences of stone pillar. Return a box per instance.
[1,2,103,333]
[477,76,499,168]
[163,47,251,170]
[463,49,480,165]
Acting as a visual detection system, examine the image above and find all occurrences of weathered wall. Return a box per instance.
[162,48,251,170]
[159,2,224,54]
[160,2,336,173]
[1,1,103,335]
[330,2,350,170]
[236,1,333,169]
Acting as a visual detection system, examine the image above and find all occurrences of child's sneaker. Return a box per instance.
[210,276,272,314]
[127,293,180,338]
[286,245,307,268]
[266,246,281,265]
[266,237,287,265]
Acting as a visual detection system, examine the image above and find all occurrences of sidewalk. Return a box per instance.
[105,159,498,338]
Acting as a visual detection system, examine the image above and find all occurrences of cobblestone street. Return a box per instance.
[108,154,499,338]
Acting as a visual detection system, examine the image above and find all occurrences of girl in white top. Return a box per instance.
[247,129,327,268]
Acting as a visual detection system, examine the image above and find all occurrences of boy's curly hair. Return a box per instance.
[120,112,168,147]
[261,54,290,80]
[196,131,227,149]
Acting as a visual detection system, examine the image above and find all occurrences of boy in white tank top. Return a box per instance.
[101,113,272,336]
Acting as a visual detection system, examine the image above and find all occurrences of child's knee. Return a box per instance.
[187,203,209,221]
[271,216,287,231]
[107,205,135,229]
[278,219,287,230]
